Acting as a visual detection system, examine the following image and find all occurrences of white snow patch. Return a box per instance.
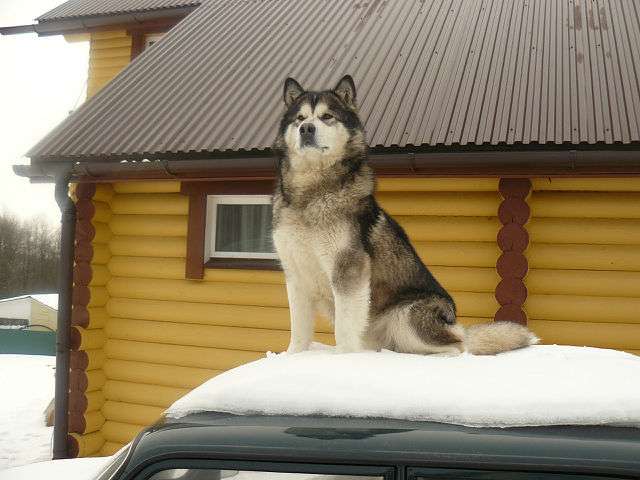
[0,354,55,469]
[166,344,640,428]
[0,457,111,480]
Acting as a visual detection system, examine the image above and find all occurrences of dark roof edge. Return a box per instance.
[0,6,196,36]
[14,149,640,183]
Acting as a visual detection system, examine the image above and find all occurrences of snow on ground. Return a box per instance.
[0,354,55,470]
[167,344,640,428]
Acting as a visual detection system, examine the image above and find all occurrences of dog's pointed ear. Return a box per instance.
[333,75,356,108]
[283,77,305,107]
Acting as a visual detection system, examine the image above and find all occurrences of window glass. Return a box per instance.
[214,203,274,254]
[150,470,382,480]
[205,195,277,260]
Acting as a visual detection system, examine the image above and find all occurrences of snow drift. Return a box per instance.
[166,345,640,428]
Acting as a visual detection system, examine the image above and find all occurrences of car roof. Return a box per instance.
[119,413,640,478]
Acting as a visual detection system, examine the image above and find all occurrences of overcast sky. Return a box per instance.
[0,0,88,226]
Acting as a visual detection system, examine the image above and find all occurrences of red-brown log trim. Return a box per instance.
[67,436,80,458]
[181,180,276,279]
[495,178,531,325]
[68,183,96,452]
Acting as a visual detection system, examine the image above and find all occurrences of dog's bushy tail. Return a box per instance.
[463,321,539,355]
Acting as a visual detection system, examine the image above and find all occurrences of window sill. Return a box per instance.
[204,258,282,271]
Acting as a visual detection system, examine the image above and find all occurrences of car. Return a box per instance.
[4,411,639,480]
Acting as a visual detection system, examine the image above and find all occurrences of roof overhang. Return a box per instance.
[14,148,640,183]
[0,6,197,37]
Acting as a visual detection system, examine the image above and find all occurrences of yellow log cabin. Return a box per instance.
[3,0,640,460]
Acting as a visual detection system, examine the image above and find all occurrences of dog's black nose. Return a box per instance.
[299,123,316,135]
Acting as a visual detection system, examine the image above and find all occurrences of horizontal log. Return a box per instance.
[528,243,640,271]
[532,178,640,192]
[452,292,499,318]
[107,277,289,307]
[92,201,112,224]
[113,181,182,194]
[105,339,263,371]
[415,242,500,268]
[529,320,640,350]
[100,442,124,456]
[105,318,296,352]
[90,44,131,58]
[92,222,112,244]
[70,348,106,371]
[104,359,220,389]
[457,317,492,327]
[109,214,187,237]
[89,55,131,69]
[426,266,498,293]
[109,235,186,258]
[70,327,105,351]
[102,400,165,427]
[530,192,640,219]
[84,410,105,434]
[101,421,145,445]
[91,244,111,264]
[93,184,114,203]
[71,369,106,393]
[526,294,640,324]
[69,432,104,458]
[377,178,498,192]
[91,30,130,41]
[527,269,640,297]
[529,217,640,245]
[107,297,292,330]
[108,256,284,284]
[91,35,131,50]
[71,390,104,414]
[111,193,189,215]
[396,216,500,242]
[87,307,109,329]
[377,192,500,217]
[88,286,108,308]
[103,380,189,408]
[88,264,110,287]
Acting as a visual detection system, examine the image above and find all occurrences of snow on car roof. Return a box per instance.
[166,344,640,428]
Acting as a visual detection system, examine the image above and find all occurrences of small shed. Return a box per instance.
[0,294,58,331]
[3,0,640,463]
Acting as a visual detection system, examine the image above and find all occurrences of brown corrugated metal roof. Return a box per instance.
[36,0,201,21]
[28,0,640,162]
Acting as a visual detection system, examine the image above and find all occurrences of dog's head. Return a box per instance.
[275,75,366,170]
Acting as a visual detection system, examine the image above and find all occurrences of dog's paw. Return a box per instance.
[286,342,310,354]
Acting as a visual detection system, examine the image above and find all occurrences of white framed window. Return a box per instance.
[205,195,277,260]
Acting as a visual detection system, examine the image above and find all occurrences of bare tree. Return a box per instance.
[0,211,60,298]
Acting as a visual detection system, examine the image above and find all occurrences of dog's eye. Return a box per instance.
[321,113,334,121]
[296,115,305,122]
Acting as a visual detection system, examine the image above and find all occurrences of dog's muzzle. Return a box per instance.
[299,122,316,147]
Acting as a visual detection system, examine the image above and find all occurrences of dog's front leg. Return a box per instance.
[285,277,315,354]
[331,249,371,353]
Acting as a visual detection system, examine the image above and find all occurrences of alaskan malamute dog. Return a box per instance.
[272,75,539,355]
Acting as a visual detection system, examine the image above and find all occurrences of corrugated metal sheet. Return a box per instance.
[29,0,640,161]
[37,0,201,21]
